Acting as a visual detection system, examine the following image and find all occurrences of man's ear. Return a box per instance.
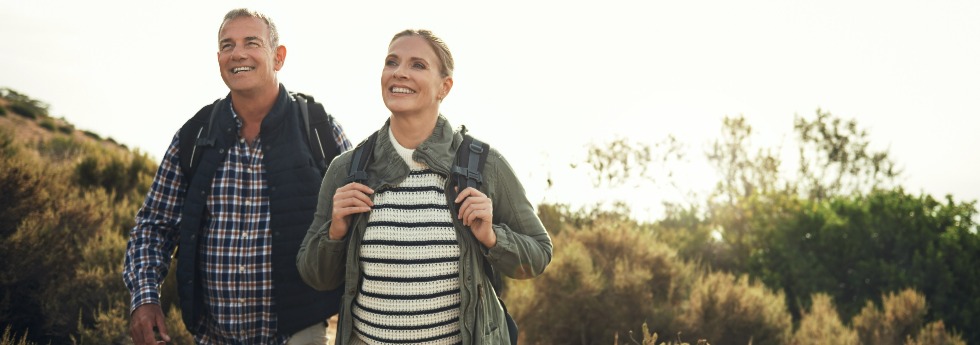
[274,45,287,71]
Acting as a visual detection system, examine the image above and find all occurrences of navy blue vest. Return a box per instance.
[176,85,341,336]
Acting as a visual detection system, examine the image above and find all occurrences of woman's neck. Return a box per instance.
[389,112,438,149]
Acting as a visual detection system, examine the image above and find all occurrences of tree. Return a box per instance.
[795,109,900,200]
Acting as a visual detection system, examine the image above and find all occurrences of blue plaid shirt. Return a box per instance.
[124,106,351,344]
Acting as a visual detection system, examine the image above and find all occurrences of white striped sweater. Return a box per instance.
[353,158,463,345]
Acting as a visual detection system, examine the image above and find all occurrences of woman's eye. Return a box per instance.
[412,62,426,69]
[385,59,397,67]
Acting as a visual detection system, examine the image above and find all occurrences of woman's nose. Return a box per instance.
[393,65,408,79]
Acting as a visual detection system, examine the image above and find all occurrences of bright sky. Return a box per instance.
[2,1,978,220]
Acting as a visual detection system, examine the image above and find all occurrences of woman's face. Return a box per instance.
[381,35,452,117]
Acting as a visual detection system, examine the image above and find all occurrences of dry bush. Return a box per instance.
[852,289,964,345]
[852,289,926,345]
[905,321,966,345]
[675,271,792,345]
[0,325,37,345]
[507,217,697,345]
[791,293,858,345]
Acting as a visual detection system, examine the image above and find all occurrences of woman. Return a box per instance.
[297,29,553,345]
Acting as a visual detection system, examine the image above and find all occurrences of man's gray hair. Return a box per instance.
[218,8,280,48]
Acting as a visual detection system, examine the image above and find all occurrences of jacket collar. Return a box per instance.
[366,115,460,188]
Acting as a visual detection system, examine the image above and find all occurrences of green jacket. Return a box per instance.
[297,116,553,344]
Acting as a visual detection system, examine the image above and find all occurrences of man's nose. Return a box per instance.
[231,45,248,59]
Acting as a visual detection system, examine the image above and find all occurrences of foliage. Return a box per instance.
[906,321,967,345]
[795,109,900,200]
[38,119,55,132]
[651,203,719,265]
[791,293,859,345]
[57,123,73,135]
[74,148,155,202]
[748,190,979,341]
[0,325,37,345]
[0,116,158,343]
[851,289,965,345]
[675,272,792,345]
[612,322,709,345]
[508,214,697,345]
[164,305,194,345]
[0,88,48,120]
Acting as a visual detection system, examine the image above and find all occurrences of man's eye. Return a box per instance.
[220,44,233,51]
[247,42,260,47]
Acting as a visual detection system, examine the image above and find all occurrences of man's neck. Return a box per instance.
[230,84,280,125]
[230,83,280,144]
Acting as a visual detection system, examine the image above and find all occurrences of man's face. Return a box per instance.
[217,16,283,95]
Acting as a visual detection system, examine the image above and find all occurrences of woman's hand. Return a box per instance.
[455,187,496,248]
[329,182,374,240]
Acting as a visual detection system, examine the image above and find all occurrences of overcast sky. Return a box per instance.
[2,0,978,220]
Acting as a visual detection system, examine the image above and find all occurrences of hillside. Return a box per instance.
[0,92,132,158]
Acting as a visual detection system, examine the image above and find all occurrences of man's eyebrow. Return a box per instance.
[219,36,264,44]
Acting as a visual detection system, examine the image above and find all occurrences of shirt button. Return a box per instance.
[239,298,245,304]
[239,265,245,273]
[240,138,245,143]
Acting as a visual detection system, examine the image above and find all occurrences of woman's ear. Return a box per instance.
[439,76,453,100]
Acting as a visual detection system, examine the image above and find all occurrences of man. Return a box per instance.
[123,8,350,345]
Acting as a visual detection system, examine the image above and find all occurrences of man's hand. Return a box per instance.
[130,303,171,345]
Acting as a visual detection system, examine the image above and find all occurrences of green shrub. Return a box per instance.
[0,106,7,116]
[675,272,792,345]
[38,119,55,131]
[7,104,38,120]
[81,130,101,140]
[37,136,85,162]
[57,124,73,134]
[0,88,48,119]
[792,293,858,345]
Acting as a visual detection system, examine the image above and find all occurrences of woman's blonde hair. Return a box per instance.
[390,29,454,78]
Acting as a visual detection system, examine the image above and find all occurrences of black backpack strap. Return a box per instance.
[451,134,490,193]
[345,131,380,185]
[179,98,223,179]
[448,130,514,342]
[294,92,341,174]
